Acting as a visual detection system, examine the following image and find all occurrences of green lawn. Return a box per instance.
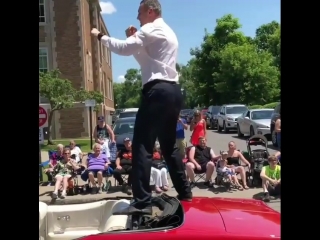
[40,139,92,152]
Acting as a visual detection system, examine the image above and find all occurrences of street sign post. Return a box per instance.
[85,100,96,149]
[39,128,44,144]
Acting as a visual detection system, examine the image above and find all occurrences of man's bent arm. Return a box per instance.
[98,24,166,56]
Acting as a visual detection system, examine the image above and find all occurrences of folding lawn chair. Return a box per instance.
[184,146,206,184]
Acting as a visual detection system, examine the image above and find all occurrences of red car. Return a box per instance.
[201,109,208,119]
[53,195,279,240]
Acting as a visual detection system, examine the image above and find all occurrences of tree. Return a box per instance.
[39,69,104,144]
[112,68,142,108]
[189,14,250,106]
[255,21,280,69]
[214,43,280,105]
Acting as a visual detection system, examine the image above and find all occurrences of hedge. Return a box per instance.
[249,102,279,109]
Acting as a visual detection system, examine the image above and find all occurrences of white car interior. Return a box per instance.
[39,199,130,240]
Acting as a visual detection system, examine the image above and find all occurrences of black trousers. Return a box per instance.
[113,165,132,185]
[131,80,191,208]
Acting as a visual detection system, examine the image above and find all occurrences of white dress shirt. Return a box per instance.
[100,18,179,86]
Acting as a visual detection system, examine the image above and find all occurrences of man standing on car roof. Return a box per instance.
[91,0,192,215]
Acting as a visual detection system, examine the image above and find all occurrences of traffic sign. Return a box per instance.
[39,106,48,127]
[85,99,96,107]
[39,128,44,144]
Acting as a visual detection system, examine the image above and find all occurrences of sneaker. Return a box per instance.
[262,192,270,202]
[190,181,196,188]
[203,181,214,188]
[51,192,58,199]
[60,191,66,199]
[98,187,103,194]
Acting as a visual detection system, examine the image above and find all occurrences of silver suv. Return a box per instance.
[217,104,248,133]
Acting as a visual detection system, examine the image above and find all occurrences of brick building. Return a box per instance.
[39,0,114,139]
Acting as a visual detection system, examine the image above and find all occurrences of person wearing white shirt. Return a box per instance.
[69,140,83,163]
[91,0,191,215]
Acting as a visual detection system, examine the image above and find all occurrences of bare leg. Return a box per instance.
[60,176,69,198]
[236,167,249,189]
[186,163,195,182]
[88,172,96,187]
[205,162,215,182]
[96,171,103,193]
[52,175,62,199]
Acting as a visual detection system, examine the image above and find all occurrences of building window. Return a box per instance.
[108,50,111,66]
[39,0,46,23]
[103,72,107,98]
[39,48,49,73]
[108,79,113,100]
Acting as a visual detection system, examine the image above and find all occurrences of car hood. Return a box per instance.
[115,133,133,145]
[226,114,242,119]
[254,119,270,127]
[181,197,280,237]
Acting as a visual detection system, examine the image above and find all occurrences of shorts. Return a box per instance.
[81,168,113,181]
[176,138,186,157]
[55,173,71,178]
[267,182,281,196]
[194,162,208,174]
[217,168,234,176]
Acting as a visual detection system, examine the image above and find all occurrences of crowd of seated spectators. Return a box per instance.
[43,135,280,200]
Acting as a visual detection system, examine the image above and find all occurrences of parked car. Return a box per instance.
[180,109,192,121]
[111,109,124,124]
[237,109,273,139]
[118,111,138,119]
[207,105,221,129]
[112,117,135,151]
[217,104,248,133]
[186,110,195,123]
[201,109,208,120]
[270,102,281,147]
[39,196,280,240]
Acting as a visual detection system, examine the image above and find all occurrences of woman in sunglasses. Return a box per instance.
[51,148,80,199]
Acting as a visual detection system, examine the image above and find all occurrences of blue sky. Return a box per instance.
[99,0,280,83]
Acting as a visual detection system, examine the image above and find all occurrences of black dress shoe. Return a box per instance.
[177,193,193,202]
[113,205,152,215]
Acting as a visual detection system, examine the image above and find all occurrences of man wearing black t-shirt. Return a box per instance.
[113,137,133,195]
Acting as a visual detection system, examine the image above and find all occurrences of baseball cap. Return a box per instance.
[123,137,131,142]
[97,116,105,121]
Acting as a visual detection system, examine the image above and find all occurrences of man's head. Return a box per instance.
[268,155,278,166]
[69,140,75,149]
[198,136,206,148]
[137,0,162,27]
[123,137,132,149]
[97,116,105,126]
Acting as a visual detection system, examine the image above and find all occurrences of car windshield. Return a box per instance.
[211,107,220,114]
[251,110,273,120]
[226,106,248,114]
[113,121,135,135]
[119,112,137,118]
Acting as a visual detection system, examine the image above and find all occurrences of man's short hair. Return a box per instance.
[140,0,162,15]
[198,136,206,140]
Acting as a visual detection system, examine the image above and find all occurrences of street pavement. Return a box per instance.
[39,128,280,212]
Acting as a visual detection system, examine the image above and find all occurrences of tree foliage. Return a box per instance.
[113,68,142,108]
[39,69,104,144]
[182,14,280,107]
